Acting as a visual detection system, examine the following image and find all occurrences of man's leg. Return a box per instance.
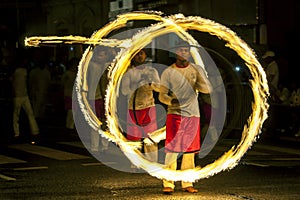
[181,153,198,193]
[143,143,158,162]
[66,109,75,129]
[163,152,178,189]
[91,129,99,152]
[100,135,109,152]
[23,96,39,135]
[13,97,22,137]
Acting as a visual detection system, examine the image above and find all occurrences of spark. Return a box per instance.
[25,11,269,182]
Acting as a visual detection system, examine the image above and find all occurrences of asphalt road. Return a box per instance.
[0,127,299,200]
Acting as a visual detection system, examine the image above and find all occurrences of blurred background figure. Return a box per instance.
[61,57,79,131]
[262,50,279,103]
[289,82,300,137]
[87,46,111,153]
[28,59,51,121]
[11,49,39,143]
[275,83,290,105]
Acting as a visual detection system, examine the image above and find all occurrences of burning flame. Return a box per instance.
[25,11,269,182]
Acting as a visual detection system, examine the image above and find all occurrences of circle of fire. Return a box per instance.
[25,11,269,182]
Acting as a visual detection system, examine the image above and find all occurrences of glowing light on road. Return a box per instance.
[25,11,269,182]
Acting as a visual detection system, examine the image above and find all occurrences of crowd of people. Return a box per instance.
[262,50,300,107]
[261,50,300,138]
[0,46,81,143]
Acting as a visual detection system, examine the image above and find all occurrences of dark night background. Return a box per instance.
[0,0,299,85]
[0,0,299,139]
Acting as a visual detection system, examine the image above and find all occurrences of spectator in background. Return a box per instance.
[290,83,300,107]
[11,50,39,143]
[262,51,279,102]
[87,46,111,153]
[0,47,14,102]
[276,83,291,105]
[289,82,300,137]
[54,51,68,80]
[1,47,15,141]
[61,57,79,130]
[28,59,51,121]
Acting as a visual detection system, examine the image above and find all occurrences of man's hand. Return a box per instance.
[171,98,180,106]
[143,137,155,146]
[137,79,148,87]
[138,80,153,90]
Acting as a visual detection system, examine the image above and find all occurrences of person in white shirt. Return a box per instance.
[87,46,112,153]
[262,51,279,102]
[158,40,212,194]
[61,57,79,130]
[121,49,161,171]
[11,52,39,141]
[29,60,51,120]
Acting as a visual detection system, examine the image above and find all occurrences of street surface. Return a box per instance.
[0,126,299,200]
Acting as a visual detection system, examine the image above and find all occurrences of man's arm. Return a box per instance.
[121,73,133,97]
[145,68,161,92]
[195,66,213,94]
[158,85,172,105]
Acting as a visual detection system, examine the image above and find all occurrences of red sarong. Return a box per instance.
[165,114,200,153]
[126,106,157,141]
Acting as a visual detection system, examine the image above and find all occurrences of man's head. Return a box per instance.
[93,46,109,64]
[262,51,275,64]
[132,49,147,66]
[262,51,275,59]
[174,41,191,62]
